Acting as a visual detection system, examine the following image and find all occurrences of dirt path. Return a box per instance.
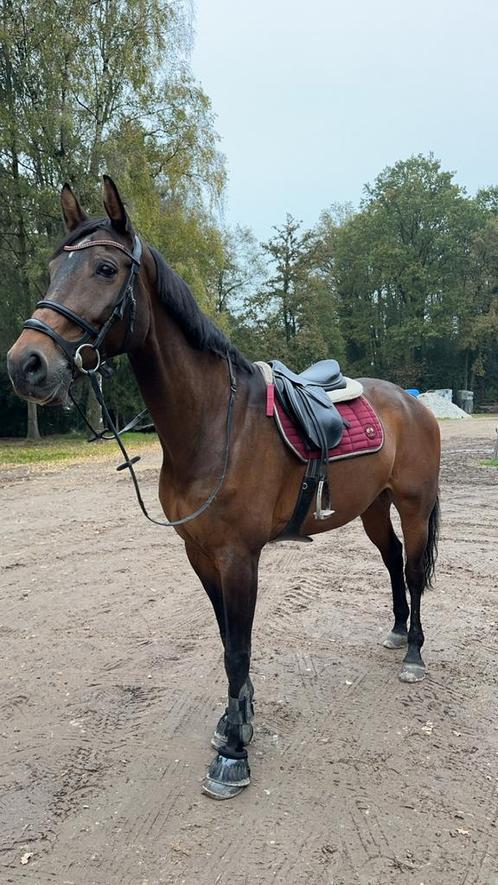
[1,419,497,885]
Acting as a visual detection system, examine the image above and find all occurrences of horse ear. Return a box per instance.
[61,183,88,232]
[102,175,131,234]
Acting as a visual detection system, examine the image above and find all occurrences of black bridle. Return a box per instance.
[23,233,237,528]
[24,235,142,373]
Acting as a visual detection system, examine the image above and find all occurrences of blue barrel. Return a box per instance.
[405,388,420,397]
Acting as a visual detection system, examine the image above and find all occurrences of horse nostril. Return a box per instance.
[22,351,47,385]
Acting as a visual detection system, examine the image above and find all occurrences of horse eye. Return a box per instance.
[97,262,117,278]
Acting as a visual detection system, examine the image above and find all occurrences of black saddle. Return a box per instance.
[271,359,345,453]
[270,359,347,539]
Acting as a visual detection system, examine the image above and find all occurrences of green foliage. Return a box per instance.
[330,154,496,394]
[102,357,143,427]
[233,214,344,370]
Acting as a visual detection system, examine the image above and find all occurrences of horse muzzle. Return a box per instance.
[7,335,71,405]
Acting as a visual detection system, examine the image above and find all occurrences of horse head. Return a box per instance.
[7,177,145,405]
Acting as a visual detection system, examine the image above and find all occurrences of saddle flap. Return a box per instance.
[273,373,344,453]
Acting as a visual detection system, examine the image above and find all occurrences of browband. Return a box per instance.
[63,239,140,263]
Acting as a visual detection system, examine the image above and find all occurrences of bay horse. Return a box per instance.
[7,178,440,800]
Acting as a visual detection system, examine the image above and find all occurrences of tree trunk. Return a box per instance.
[26,401,40,440]
[463,350,469,391]
[469,357,477,394]
[85,379,104,440]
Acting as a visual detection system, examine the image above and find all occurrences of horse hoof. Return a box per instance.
[202,779,246,800]
[399,662,427,683]
[202,753,250,800]
[383,630,408,649]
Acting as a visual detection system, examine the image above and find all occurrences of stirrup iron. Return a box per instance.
[314,477,334,520]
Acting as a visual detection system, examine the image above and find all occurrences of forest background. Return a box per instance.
[2,0,498,438]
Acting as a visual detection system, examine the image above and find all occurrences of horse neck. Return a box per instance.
[128,298,231,475]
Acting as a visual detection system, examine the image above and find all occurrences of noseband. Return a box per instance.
[23,234,142,372]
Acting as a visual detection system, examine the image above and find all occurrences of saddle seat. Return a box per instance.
[277,358,346,391]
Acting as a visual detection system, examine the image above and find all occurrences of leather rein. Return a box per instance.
[23,234,237,528]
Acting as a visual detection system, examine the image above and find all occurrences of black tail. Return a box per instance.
[423,495,440,589]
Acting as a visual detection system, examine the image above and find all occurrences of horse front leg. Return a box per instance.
[185,541,255,754]
[185,541,226,645]
[202,548,259,800]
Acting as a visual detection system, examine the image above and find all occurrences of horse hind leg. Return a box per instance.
[395,492,440,683]
[361,491,409,649]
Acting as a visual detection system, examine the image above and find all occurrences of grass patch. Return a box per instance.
[481,458,498,468]
[0,432,159,467]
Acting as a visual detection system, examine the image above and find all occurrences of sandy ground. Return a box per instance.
[1,418,498,885]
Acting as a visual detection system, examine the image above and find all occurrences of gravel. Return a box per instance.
[418,392,472,419]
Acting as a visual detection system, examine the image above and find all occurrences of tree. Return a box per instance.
[233,214,344,369]
[332,154,482,387]
[456,216,498,399]
[214,226,266,315]
[261,214,313,346]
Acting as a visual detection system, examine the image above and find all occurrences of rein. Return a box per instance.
[23,234,238,528]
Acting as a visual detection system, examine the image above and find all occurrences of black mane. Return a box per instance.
[149,246,253,373]
[53,219,254,374]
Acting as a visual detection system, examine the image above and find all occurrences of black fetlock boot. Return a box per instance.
[211,677,254,750]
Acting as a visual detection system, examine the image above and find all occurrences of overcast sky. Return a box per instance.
[192,0,498,239]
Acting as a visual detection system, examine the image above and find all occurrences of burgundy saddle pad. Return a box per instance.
[274,395,384,463]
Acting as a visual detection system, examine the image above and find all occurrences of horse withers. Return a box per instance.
[7,178,441,799]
